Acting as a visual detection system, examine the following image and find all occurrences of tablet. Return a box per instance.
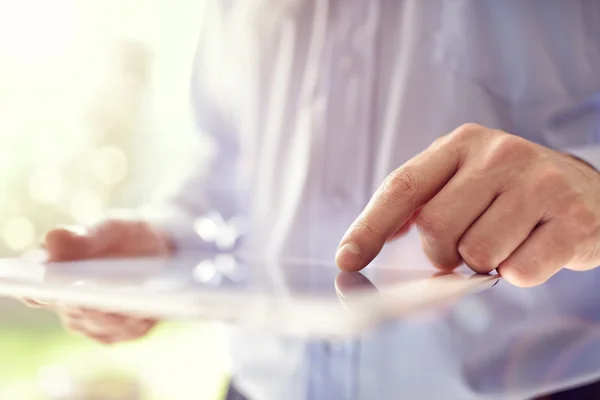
[0,249,498,339]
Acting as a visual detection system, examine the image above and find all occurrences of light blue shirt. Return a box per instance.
[147,1,600,399]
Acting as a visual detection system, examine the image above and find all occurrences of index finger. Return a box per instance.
[336,139,462,271]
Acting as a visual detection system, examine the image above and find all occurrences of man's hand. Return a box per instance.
[26,219,172,344]
[336,123,600,287]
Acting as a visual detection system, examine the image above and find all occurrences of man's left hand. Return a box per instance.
[336,123,600,287]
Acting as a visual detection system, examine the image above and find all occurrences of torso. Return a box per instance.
[195,1,600,398]
[197,0,600,260]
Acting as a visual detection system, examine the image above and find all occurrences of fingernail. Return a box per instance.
[336,243,362,270]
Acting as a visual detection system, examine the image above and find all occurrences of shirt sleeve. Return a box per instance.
[135,2,245,252]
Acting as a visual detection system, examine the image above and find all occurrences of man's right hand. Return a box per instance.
[25,218,173,344]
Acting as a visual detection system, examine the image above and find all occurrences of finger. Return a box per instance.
[69,308,156,334]
[60,312,89,334]
[337,141,463,271]
[63,319,85,334]
[123,318,156,338]
[98,318,156,344]
[76,310,129,333]
[22,298,43,308]
[387,209,421,242]
[22,297,54,308]
[59,308,112,333]
[497,221,574,287]
[458,191,542,274]
[45,221,125,261]
[76,308,143,325]
[387,220,413,242]
[79,330,119,345]
[416,171,497,270]
[44,226,98,261]
[62,318,118,345]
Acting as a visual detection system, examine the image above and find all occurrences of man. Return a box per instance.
[32,1,600,399]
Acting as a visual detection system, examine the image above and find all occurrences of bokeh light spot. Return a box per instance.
[193,217,218,242]
[69,189,103,224]
[37,365,73,399]
[92,145,129,185]
[28,168,63,204]
[3,216,36,251]
[215,225,238,251]
[194,260,221,285]
[214,254,236,274]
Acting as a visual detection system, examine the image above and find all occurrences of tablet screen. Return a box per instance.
[0,250,498,338]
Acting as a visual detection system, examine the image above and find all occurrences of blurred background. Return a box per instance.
[0,0,229,398]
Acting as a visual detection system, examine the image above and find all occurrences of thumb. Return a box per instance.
[45,225,113,261]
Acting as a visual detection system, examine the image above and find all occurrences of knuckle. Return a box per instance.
[65,320,84,333]
[416,210,449,240]
[380,168,420,202]
[486,135,538,167]
[452,123,488,141]
[497,134,529,150]
[537,165,569,189]
[458,240,497,273]
[429,135,449,150]
[429,133,456,152]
